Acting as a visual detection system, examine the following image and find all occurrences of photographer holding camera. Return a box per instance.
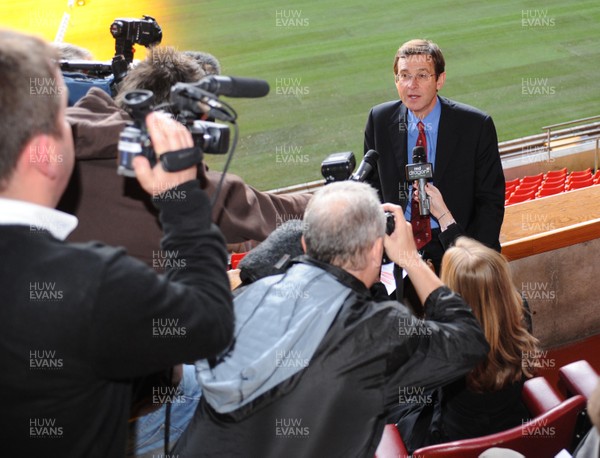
[173,180,489,457]
[0,30,233,457]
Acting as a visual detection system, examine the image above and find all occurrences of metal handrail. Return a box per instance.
[542,115,600,131]
[268,117,600,195]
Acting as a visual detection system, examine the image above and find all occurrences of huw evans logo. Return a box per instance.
[275,418,310,438]
[29,350,63,370]
[152,318,187,338]
[29,418,63,438]
[29,282,63,301]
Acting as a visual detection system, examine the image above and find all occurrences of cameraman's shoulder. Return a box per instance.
[71,87,123,115]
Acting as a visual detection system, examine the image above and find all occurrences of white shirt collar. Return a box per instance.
[0,197,78,240]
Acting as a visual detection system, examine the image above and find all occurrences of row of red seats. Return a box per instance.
[375,359,598,457]
[505,168,600,206]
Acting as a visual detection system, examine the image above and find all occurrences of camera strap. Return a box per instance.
[159,147,203,172]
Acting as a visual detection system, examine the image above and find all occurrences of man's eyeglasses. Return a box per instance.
[396,72,434,83]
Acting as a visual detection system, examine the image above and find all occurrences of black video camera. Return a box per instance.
[117,90,230,177]
[59,15,162,90]
[320,151,395,235]
[110,15,163,64]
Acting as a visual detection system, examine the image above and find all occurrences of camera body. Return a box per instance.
[110,15,162,63]
[116,90,230,177]
[320,152,356,183]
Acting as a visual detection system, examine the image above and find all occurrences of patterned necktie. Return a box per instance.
[411,121,432,249]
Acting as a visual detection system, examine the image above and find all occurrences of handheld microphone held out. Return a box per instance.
[195,75,270,98]
[405,146,433,216]
[350,149,379,182]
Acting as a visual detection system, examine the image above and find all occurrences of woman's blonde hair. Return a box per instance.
[441,237,539,392]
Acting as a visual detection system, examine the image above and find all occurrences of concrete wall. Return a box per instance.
[509,237,600,349]
[502,140,599,182]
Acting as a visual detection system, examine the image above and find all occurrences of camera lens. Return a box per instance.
[109,21,123,38]
[385,212,395,235]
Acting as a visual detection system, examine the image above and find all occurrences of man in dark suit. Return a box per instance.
[364,39,505,310]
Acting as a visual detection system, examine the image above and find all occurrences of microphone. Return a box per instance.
[405,146,433,216]
[350,149,379,182]
[195,75,270,98]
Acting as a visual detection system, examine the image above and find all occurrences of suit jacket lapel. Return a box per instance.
[388,103,408,175]
[387,103,409,208]
[435,97,460,183]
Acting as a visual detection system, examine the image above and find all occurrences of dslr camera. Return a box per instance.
[117,90,230,177]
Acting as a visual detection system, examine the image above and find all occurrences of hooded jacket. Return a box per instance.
[173,256,489,458]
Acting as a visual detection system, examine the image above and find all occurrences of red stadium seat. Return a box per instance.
[505,183,518,194]
[411,395,587,458]
[543,174,567,186]
[521,173,544,185]
[522,377,563,417]
[558,360,599,400]
[516,182,540,192]
[537,184,564,198]
[506,189,535,205]
[593,170,600,184]
[229,252,247,270]
[568,168,592,178]
[374,424,409,458]
[567,177,594,190]
[505,178,521,189]
[545,168,567,180]
[566,169,592,185]
[568,171,592,182]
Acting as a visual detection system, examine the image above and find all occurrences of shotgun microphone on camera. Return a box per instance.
[195,75,270,98]
[350,149,379,182]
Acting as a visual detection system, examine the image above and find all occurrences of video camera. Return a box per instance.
[117,89,230,177]
[59,15,162,89]
[110,15,163,65]
[117,74,271,176]
[320,151,395,235]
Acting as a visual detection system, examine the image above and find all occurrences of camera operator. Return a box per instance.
[0,30,233,457]
[61,45,310,263]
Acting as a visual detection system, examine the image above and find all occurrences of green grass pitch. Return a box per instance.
[170,0,600,190]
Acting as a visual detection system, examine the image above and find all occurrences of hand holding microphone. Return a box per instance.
[405,146,433,216]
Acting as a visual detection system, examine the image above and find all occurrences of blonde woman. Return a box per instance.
[436,238,540,437]
[392,185,539,451]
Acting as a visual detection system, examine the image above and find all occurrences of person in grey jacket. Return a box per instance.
[173,180,489,457]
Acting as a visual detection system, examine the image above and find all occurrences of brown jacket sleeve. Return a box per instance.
[204,170,311,243]
[66,87,129,160]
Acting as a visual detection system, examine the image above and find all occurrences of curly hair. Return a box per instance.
[115,46,205,108]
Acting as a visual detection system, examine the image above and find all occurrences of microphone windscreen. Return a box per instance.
[238,219,304,283]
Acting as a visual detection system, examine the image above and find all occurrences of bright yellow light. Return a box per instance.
[0,0,167,61]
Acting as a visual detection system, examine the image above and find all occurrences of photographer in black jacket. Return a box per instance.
[0,29,233,457]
